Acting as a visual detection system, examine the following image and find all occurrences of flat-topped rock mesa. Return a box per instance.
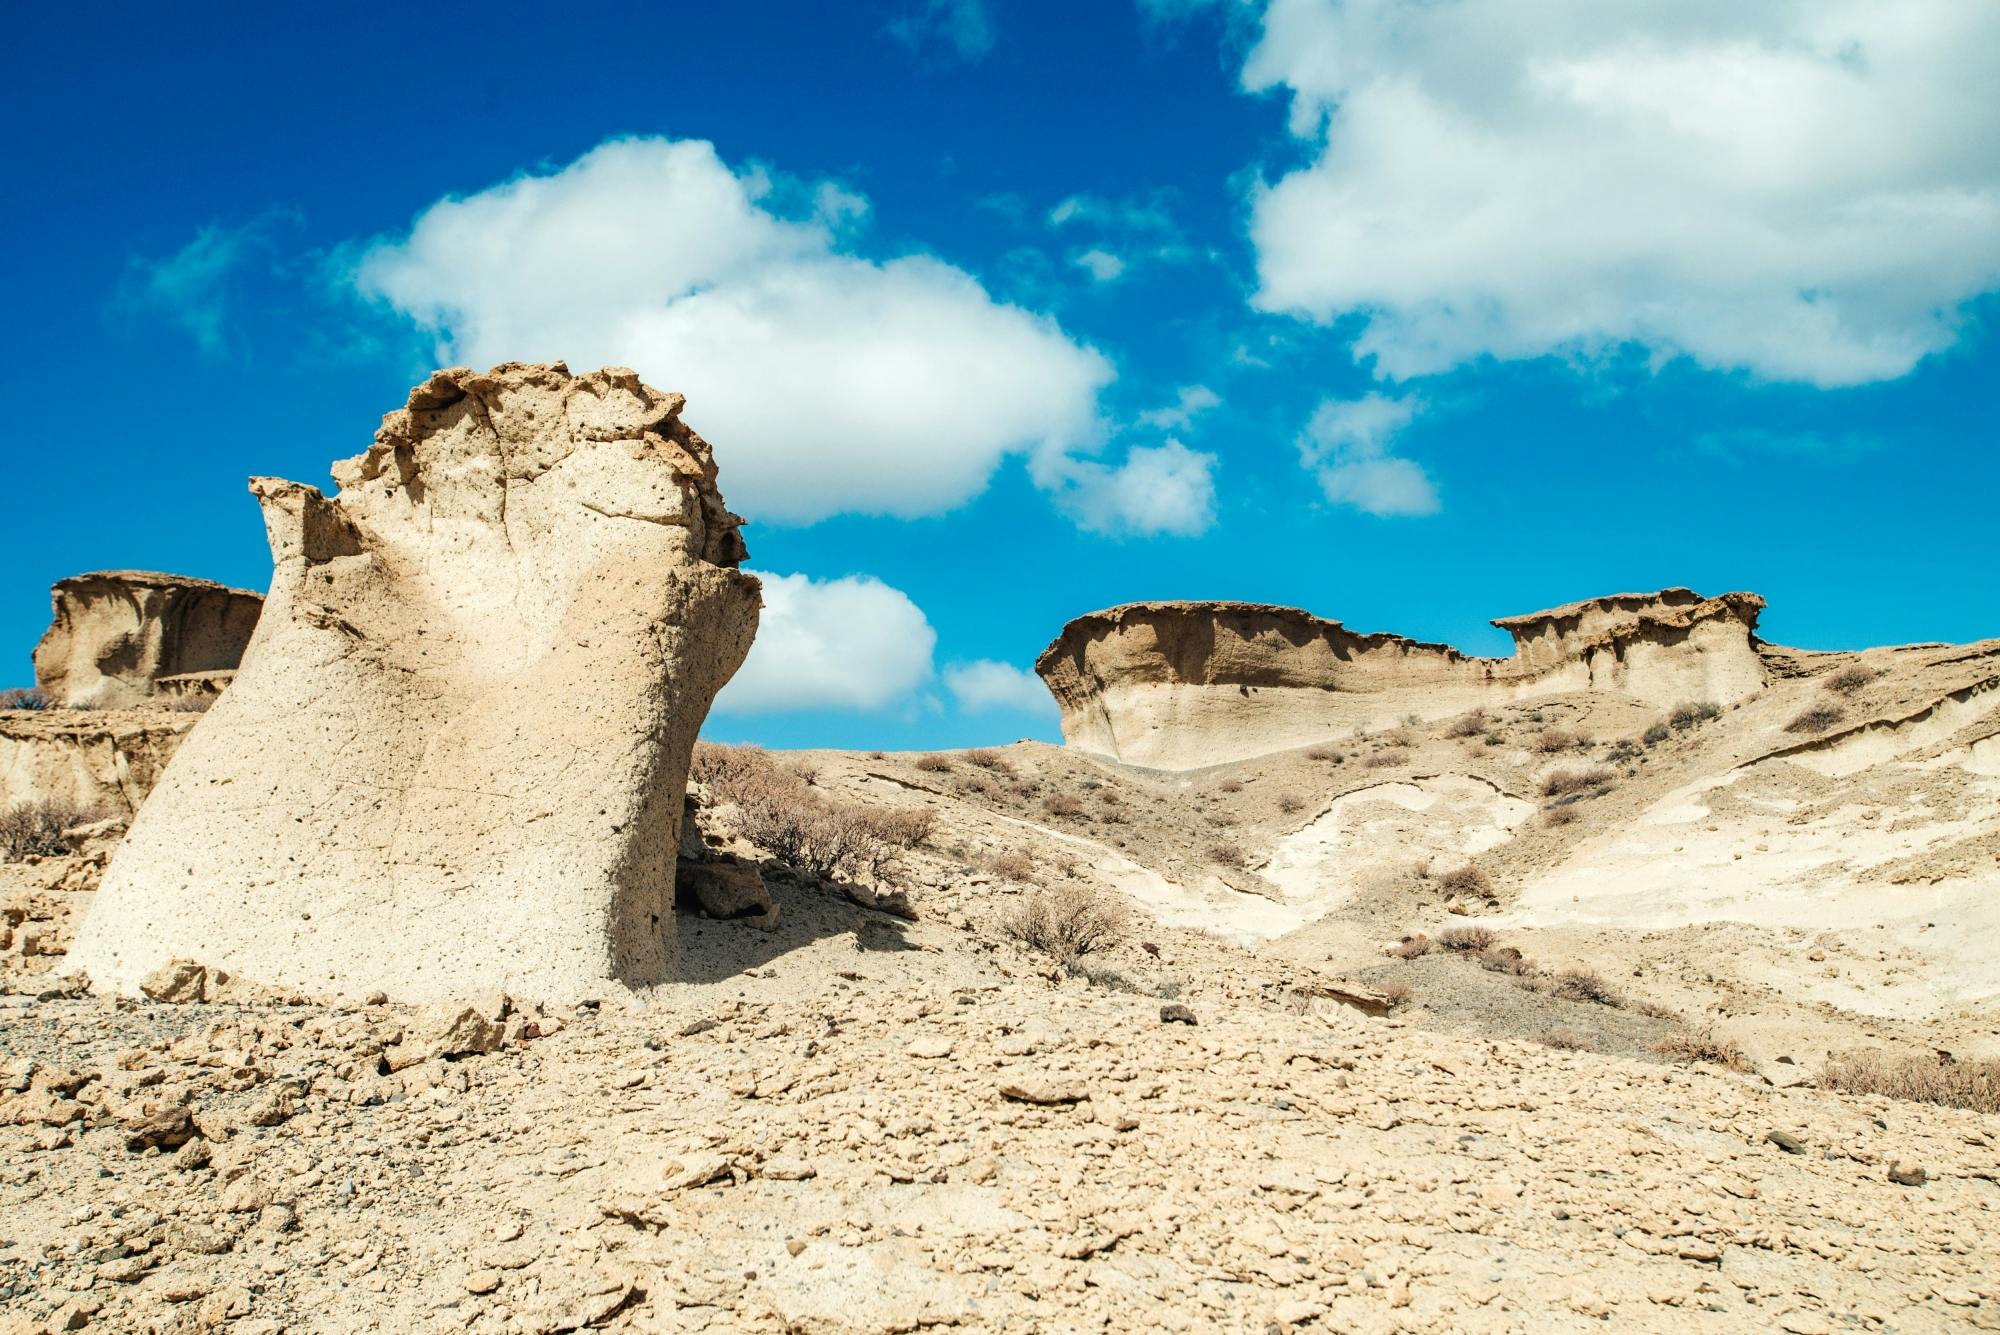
[72,363,760,1003]
[32,571,263,708]
[1036,588,1768,769]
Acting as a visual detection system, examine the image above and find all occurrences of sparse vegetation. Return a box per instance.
[1541,1028,1588,1051]
[1275,792,1305,815]
[1042,792,1084,819]
[988,850,1038,883]
[1003,885,1126,970]
[1389,934,1432,959]
[1643,722,1671,746]
[1824,664,1877,695]
[0,687,49,710]
[1,796,91,861]
[1204,841,1245,867]
[1363,752,1404,768]
[1437,864,1492,898]
[1668,700,1722,731]
[1539,765,1617,798]
[1784,703,1847,735]
[1443,708,1488,738]
[913,753,954,773]
[1531,966,1622,1008]
[1474,945,1533,976]
[1305,746,1343,764]
[1217,778,1244,794]
[1531,728,1577,754]
[690,742,932,883]
[1541,804,1580,827]
[1818,1049,2000,1114]
[1377,979,1410,1009]
[1437,924,1497,953]
[964,748,1015,775]
[1650,1031,1752,1071]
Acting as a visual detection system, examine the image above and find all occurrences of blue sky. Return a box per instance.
[3,0,1996,748]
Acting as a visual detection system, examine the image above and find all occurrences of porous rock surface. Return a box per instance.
[70,363,759,1004]
[1037,589,1768,768]
[0,709,195,814]
[32,571,263,708]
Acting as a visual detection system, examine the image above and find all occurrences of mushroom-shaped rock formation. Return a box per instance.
[32,571,264,708]
[1035,589,1765,769]
[72,364,761,1002]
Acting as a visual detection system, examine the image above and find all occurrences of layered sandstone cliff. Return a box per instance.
[0,709,196,815]
[72,364,760,1003]
[1036,589,1767,769]
[33,571,263,708]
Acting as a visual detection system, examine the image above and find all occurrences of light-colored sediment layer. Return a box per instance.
[70,364,759,1004]
[1036,590,1767,769]
[0,708,196,814]
[32,570,262,708]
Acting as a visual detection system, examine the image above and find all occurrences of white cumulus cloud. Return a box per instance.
[1137,384,1221,430]
[1298,393,1439,517]
[714,571,937,715]
[353,136,1112,524]
[944,660,1056,716]
[1041,439,1219,537]
[1242,0,2000,386]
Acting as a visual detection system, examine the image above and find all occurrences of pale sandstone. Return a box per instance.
[71,364,759,1003]
[32,570,263,708]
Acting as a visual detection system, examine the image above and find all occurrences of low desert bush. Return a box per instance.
[988,850,1038,882]
[964,748,1014,775]
[1305,746,1341,763]
[0,687,48,710]
[1823,664,1877,695]
[1650,1031,1752,1071]
[1437,864,1492,898]
[1818,1050,2000,1114]
[1388,934,1432,960]
[1475,946,1533,976]
[1784,703,1847,735]
[1631,998,1681,1021]
[1276,792,1305,815]
[1437,924,1497,953]
[1204,841,1245,867]
[1669,700,1722,731]
[1217,778,1244,794]
[1042,793,1085,819]
[1443,708,1488,738]
[691,742,931,883]
[1541,1028,1588,1051]
[1363,752,1404,768]
[1531,728,1577,754]
[1376,979,1411,1009]
[1004,885,1125,969]
[913,754,953,773]
[1534,966,1622,1008]
[1,797,90,861]
[1539,765,1617,798]
[1642,722,1671,746]
[1541,803,1581,827]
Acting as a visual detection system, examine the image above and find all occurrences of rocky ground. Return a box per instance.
[4,858,2000,1335]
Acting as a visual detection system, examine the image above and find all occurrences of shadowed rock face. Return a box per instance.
[72,363,761,1003]
[1036,589,1767,769]
[32,572,264,708]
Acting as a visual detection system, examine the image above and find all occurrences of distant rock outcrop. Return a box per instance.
[72,364,761,1003]
[1036,589,1767,769]
[0,710,196,815]
[32,571,263,708]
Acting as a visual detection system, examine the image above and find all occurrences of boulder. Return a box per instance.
[33,571,263,709]
[71,364,760,1003]
[678,859,779,928]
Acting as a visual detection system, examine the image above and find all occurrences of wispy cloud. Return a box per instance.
[887,0,996,64]
[1298,393,1439,517]
[117,209,297,357]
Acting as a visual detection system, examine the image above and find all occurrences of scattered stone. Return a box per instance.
[1159,1003,1198,1026]
[1766,1130,1806,1154]
[999,1078,1087,1106]
[1889,1161,1927,1187]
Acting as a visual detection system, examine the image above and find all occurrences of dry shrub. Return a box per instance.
[1542,1028,1588,1051]
[1437,925,1497,953]
[1437,864,1491,897]
[1276,792,1305,815]
[964,748,1014,775]
[1475,946,1533,976]
[1363,752,1404,768]
[1003,885,1125,969]
[988,850,1038,883]
[1541,803,1581,828]
[1642,722,1671,746]
[692,742,931,882]
[1784,703,1846,735]
[1217,778,1244,794]
[1823,664,1877,695]
[1443,708,1487,738]
[1204,841,1245,867]
[1531,728,1577,754]
[1631,998,1680,1021]
[913,754,954,773]
[1668,700,1722,731]
[1818,1050,2000,1114]
[1377,979,1411,1009]
[1650,1031,1752,1071]
[1389,934,1432,960]
[1543,967,1622,1008]
[0,687,50,710]
[1539,765,1616,798]
[1042,792,1084,819]
[1,797,91,861]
